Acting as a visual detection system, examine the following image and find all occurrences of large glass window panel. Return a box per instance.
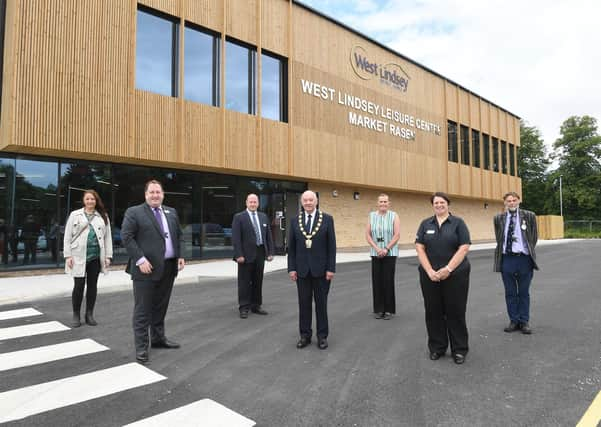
[472,129,480,168]
[482,133,490,170]
[0,157,16,266]
[261,52,287,122]
[460,125,470,165]
[492,137,499,172]
[13,159,59,267]
[501,140,508,174]
[135,7,179,97]
[200,176,236,259]
[225,40,256,114]
[184,24,219,106]
[447,120,458,163]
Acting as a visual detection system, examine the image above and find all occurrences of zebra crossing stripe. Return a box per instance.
[123,398,256,427]
[0,308,43,321]
[0,321,69,341]
[576,390,601,427]
[0,363,166,423]
[0,339,109,372]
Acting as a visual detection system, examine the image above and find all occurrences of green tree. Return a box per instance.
[550,115,601,219]
[518,120,551,214]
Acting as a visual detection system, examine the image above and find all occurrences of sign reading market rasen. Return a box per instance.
[300,79,441,141]
[350,45,410,93]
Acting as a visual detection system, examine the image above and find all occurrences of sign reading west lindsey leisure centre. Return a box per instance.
[300,79,442,141]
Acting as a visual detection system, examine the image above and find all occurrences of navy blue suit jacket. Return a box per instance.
[287,211,336,278]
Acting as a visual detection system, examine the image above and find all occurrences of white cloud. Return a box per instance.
[299,0,601,148]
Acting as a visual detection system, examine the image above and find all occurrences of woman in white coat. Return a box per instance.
[64,190,113,327]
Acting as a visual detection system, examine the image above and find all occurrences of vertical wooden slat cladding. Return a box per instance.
[183,101,222,168]
[135,91,178,162]
[226,0,257,44]
[261,119,288,175]
[261,0,288,56]
[183,0,222,32]
[224,110,257,171]
[0,0,521,203]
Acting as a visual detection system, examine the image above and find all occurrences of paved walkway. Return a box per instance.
[0,240,573,305]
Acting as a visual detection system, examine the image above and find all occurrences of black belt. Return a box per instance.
[504,252,527,256]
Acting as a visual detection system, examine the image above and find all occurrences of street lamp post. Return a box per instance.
[559,175,563,217]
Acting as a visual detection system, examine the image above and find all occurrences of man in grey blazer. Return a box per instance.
[121,180,185,363]
[493,192,538,334]
[231,193,274,318]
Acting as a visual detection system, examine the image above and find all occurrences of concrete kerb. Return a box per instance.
[0,240,574,306]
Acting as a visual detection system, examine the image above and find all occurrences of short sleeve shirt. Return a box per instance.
[415,215,471,271]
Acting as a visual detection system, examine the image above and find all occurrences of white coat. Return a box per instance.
[63,208,113,277]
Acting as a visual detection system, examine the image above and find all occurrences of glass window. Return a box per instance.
[460,125,470,165]
[482,133,490,170]
[492,137,499,172]
[225,39,256,114]
[12,159,59,267]
[516,147,520,177]
[447,120,458,163]
[261,51,287,122]
[501,140,508,174]
[184,24,219,106]
[135,7,179,97]
[509,143,516,176]
[471,129,480,168]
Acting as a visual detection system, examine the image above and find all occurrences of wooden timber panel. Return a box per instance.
[261,0,288,56]
[183,101,223,168]
[226,0,257,45]
[261,119,288,176]
[0,0,521,205]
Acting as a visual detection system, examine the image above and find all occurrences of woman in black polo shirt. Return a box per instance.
[415,192,471,364]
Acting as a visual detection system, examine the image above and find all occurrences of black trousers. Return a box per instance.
[297,274,330,339]
[72,258,101,313]
[371,256,396,314]
[132,259,177,352]
[237,245,265,312]
[419,266,470,355]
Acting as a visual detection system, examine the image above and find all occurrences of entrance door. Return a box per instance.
[267,192,301,254]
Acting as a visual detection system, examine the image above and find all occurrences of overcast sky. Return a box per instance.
[300,0,601,151]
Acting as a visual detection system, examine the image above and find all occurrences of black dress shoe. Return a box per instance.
[151,338,180,349]
[520,322,532,334]
[429,351,444,360]
[71,313,81,328]
[453,353,466,364]
[240,310,249,319]
[504,321,521,333]
[374,312,384,319]
[136,350,149,363]
[382,312,392,320]
[317,338,328,350]
[296,337,311,349]
[251,307,268,315]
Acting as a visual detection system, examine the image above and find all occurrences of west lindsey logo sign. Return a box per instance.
[350,45,410,93]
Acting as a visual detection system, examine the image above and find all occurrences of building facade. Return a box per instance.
[0,0,521,271]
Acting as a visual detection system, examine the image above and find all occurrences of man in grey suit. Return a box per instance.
[493,191,538,334]
[231,193,274,318]
[121,180,185,363]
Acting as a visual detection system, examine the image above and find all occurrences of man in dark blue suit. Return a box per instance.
[121,180,185,363]
[288,190,336,350]
[231,193,274,318]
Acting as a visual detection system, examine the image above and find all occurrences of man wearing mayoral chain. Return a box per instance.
[288,190,337,350]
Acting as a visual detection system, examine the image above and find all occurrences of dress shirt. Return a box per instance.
[503,209,529,255]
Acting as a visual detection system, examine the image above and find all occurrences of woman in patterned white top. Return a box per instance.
[365,194,400,320]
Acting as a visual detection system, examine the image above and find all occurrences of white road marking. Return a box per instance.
[123,398,256,427]
[0,321,69,340]
[0,308,43,321]
[576,390,601,427]
[0,339,109,372]
[0,363,166,423]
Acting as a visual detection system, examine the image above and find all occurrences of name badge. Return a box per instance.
[426,229,435,234]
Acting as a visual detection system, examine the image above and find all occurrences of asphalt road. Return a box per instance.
[1,240,600,426]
